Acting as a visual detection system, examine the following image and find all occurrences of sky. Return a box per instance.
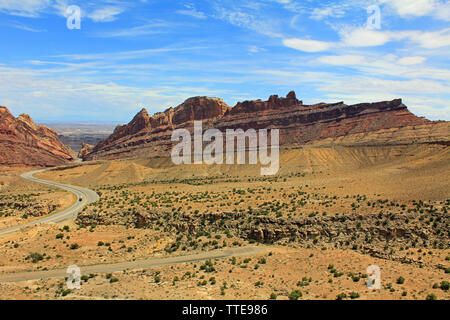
[0,0,449,122]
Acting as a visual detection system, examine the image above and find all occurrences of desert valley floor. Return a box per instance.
[0,144,448,300]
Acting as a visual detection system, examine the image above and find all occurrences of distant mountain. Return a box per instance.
[38,122,116,153]
[0,106,75,167]
[78,91,448,161]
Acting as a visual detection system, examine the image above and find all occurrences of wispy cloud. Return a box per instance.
[94,21,172,37]
[88,6,125,22]
[0,0,129,22]
[283,38,332,52]
[4,22,46,32]
[51,46,210,61]
[0,0,448,122]
[310,6,346,20]
[0,0,52,17]
[212,1,284,38]
[283,26,450,53]
[176,3,207,19]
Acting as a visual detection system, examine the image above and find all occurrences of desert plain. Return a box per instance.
[0,143,448,300]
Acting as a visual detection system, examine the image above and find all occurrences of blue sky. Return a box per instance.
[0,0,449,122]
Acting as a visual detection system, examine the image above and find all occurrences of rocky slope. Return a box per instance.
[76,202,449,266]
[81,92,447,161]
[78,143,94,159]
[0,106,75,167]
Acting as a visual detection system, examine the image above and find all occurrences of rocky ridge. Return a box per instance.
[0,106,75,167]
[81,91,446,161]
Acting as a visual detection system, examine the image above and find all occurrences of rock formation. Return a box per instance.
[80,92,446,161]
[78,143,94,159]
[0,106,75,167]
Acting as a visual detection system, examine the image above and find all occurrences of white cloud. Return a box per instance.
[314,54,450,81]
[381,0,436,17]
[51,46,208,61]
[6,22,46,32]
[283,38,331,52]
[0,64,231,121]
[401,28,450,49]
[88,6,125,22]
[381,0,450,21]
[340,28,391,47]
[0,0,51,17]
[0,0,128,22]
[433,1,450,21]
[320,78,449,95]
[316,55,366,65]
[310,7,345,20]
[213,3,283,38]
[248,45,266,54]
[94,21,172,37]
[283,26,450,53]
[176,4,206,19]
[397,56,427,65]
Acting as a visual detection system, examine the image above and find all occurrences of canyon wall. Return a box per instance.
[81,92,446,161]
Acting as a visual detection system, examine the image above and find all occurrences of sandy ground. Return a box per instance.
[0,245,448,300]
[0,144,448,300]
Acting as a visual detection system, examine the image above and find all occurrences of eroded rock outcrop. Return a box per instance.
[85,96,232,160]
[0,106,75,167]
[78,143,94,159]
[76,205,449,264]
[81,92,444,161]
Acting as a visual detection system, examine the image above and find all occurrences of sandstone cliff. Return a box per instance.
[81,92,446,161]
[0,106,75,167]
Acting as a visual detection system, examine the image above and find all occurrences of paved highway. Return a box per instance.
[0,246,266,282]
[0,169,265,283]
[0,169,99,236]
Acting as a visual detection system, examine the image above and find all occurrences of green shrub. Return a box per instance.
[349,292,360,299]
[336,293,346,300]
[26,252,43,263]
[288,290,302,300]
[426,293,437,300]
[109,277,119,283]
[61,289,71,296]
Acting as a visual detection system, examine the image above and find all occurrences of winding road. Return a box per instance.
[0,246,266,282]
[0,169,266,283]
[0,169,99,236]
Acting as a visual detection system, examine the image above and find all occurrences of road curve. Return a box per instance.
[0,246,266,282]
[0,170,266,283]
[0,169,99,236]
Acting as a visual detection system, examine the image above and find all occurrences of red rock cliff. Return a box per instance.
[0,106,75,167]
[81,92,437,161]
